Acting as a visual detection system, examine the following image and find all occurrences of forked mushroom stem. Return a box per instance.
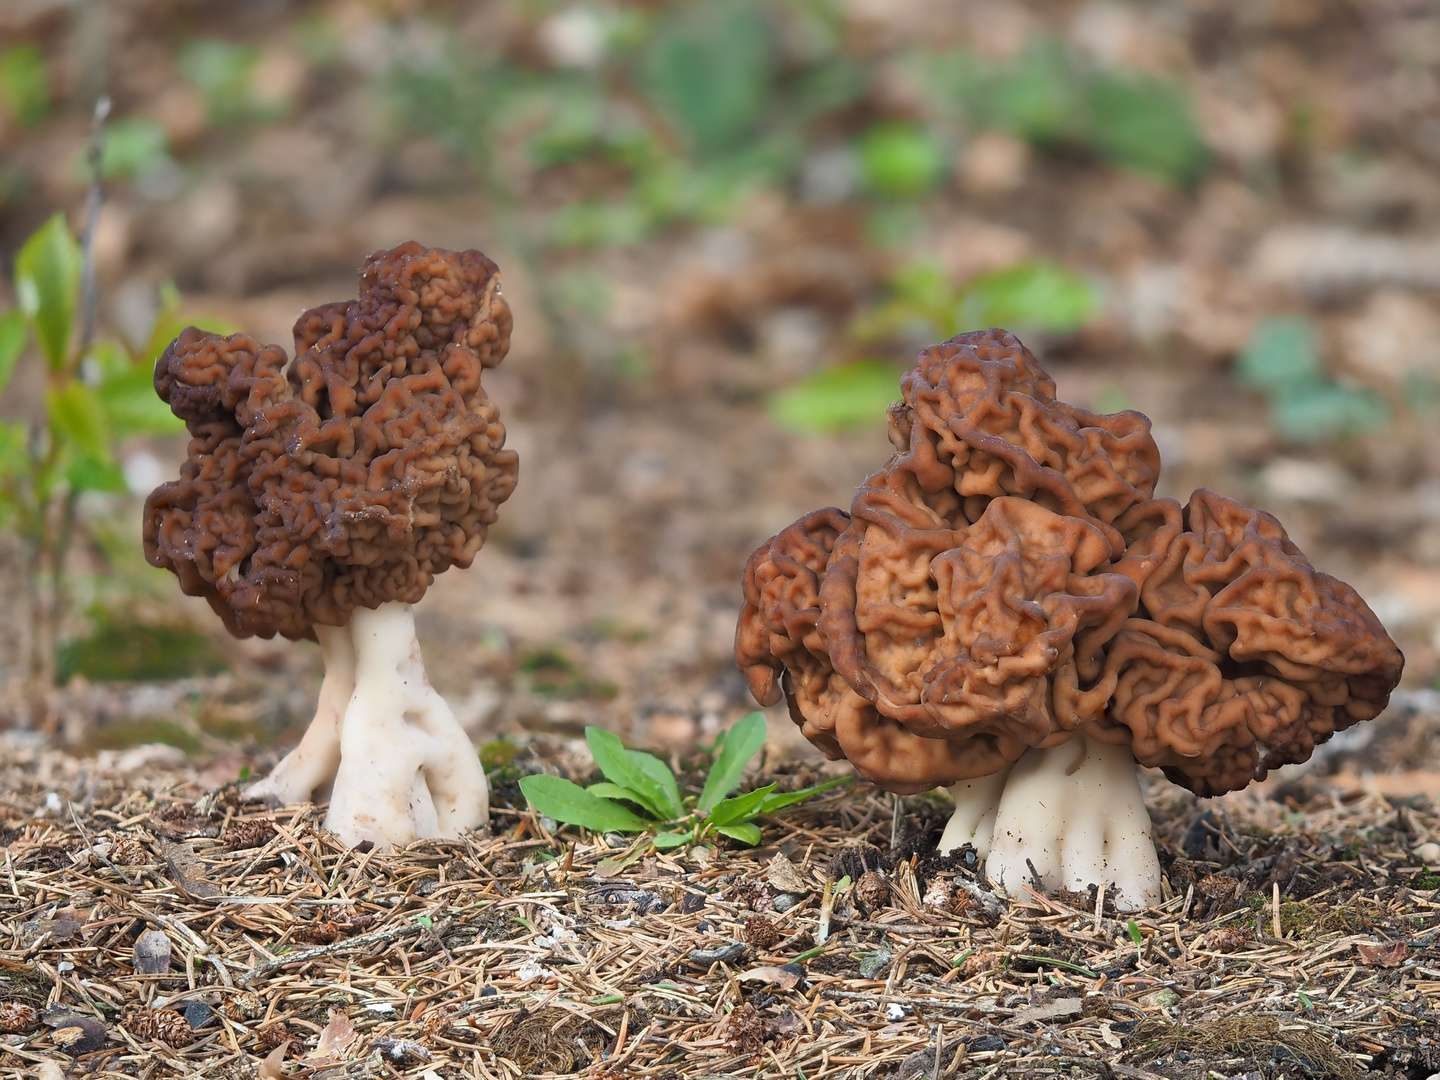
[939,734,1162,911]
[245,601,488,849]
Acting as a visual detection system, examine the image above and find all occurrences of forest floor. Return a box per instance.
[4,1,1440,1076]
[5,696,1440,1080]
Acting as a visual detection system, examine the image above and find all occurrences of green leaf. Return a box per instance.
[1084,71,1208,188]
[65,455,127,494]
[651,830,690,850]
[641,2,776,155]
[699,712,768,812]
[47,382,111,463]
[0,45,49,127]
[756,776,851,815]
[585,727,674,820]
[97,116,171,181]
[715,823,762,846]
[767,360,904,435]
[1236,315,1325,393]
[97,363,184,438]
[1269,382,1391,444]
[631,750,684,820]
[857,122,946,199]
[0,309,26,394]
[585,782,659,812]
[1126,919,1143,946]
[547,201,653,248]
[956,260,1100,335]
[708,783,776,827]
[15,212,81,372]
[177,38,265,125]
[518,775,651,833]
[970,37,1084,143]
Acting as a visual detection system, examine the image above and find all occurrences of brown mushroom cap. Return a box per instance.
[143,242,518,639]
[737,329,1404,796]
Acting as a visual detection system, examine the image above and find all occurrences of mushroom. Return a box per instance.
[143,242,517,848]
[737,329,1403,909]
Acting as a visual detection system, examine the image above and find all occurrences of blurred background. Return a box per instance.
[1,0,1439,787]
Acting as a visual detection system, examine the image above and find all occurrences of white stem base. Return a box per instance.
[245,602,489,849]
[939,735,1161,912]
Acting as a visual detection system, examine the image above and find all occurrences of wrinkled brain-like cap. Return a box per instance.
[735,329,1403,796]
[144,242,518,640]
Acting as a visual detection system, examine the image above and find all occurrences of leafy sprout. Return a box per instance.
[517,712,848,848]
[2,213,231,682]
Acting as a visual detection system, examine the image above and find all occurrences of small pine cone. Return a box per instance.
[1196,874,1238,901]
[221,992,264,1021]
[961,952,992,976]
[1201,926,1249,953]
[291,920,339,946]
[224,820,275,851]
[0,1000,40,1034]
[855,871,889,912]
[111,837,150,866]
[745,915,782,951]
[256,1021,291,1050]
[125,1007,194,1047]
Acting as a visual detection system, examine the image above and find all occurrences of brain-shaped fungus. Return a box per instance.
[144,242,518,640]
[736,329,1403,796]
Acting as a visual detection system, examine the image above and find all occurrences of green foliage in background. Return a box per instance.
[642,2,776,156]
[858,122,947,199]
[914,36,1209,188]
[768,258,1100,434]
[519,713,847,848]
[1236,315,1391,443]
[1,214,227,683]
[0,45,49,128]
[178,38,291,125]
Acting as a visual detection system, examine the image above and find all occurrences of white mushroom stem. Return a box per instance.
[939,734,1162,912]
[245,601,488,849]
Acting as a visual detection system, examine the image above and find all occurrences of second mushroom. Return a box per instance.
[737,329,1404,909]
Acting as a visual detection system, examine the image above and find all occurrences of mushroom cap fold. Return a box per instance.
[737,329,1404,796]
[143,242,518,639]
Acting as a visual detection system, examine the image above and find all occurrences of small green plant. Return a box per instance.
[518,712,847,847]
[1236,315,1390,443]
[768,258,1101,434]
[913,35,1209,189]
[1,212,227,684]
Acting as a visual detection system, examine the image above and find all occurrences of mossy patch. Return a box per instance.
[58,620,227,683]
[517,646,617,700]
[83,718,200,754]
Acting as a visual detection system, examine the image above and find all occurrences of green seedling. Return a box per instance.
[2,213,233,685]
[518,712,848,847]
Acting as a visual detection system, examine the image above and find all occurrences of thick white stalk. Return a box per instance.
[245,623,355,806]
[940,734,1161,911]
[324,601,489,849]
